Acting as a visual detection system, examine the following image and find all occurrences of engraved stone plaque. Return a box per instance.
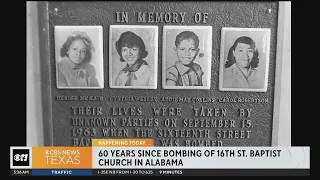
[39,1,281,146]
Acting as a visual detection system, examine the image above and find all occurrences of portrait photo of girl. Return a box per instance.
[55,26,104,89]
[162,26,212,90]
[219,27,271,92]
[109,25,158,89]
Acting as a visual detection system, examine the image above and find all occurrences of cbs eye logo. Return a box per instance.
[12,149,29,166]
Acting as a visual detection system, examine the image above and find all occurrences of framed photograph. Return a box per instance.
[162,26,212,90]
[219,27,271,92]
[54,26,104,89]
[109,25,158,89]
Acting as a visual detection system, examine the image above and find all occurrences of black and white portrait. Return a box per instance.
[109,25,158,89]
[162,26,212,89]
[219,27,271,92]
[54,26,104,89]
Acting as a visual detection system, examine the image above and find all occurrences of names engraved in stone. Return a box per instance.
[218,97,269,103]
[107,96,267,103]
[56,96,78,101]
[55,96,103,101]
[160,97,216,103]
[109,96,159,102]
[79,96,104,101]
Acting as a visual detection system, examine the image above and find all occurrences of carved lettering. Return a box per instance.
[164,118,177,127]
[239,109,252,117]
[137,12,146,22]
[121,117,159,127]
[71,106,103,116]
[193,107,227,117]
[157,129,210,138]
[56,96,78,101]
[155,12,163,22]
[163,13,169,22]
[185,140,223,147]
[115,12,128,23]
[134,128,153,137]
[72,117,115,127]
[79,96,103,101]
[180,12,186,23]
[148,12,154,22]
[216,130,251,139]
[172,13,178,22]
[102,128,129,137]
[137,12,187,23]
[73,138,91,146]
[111,107,142,116]
[194,12,209,23]
[160,139,180,146]
[152,107,181,116]
[183,119,235,128]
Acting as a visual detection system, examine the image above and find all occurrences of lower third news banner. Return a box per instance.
[10,139,310,176]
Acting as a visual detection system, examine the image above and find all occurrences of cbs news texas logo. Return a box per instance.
[10,147,32,169]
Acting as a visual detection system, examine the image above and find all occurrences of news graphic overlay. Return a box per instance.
[13,149,29,166]
[9,146,309,176]
[31,147,92,176]
[32,147,92,168]
[10,147,32,169]
[91,146,310,170]
[10,147,32,176]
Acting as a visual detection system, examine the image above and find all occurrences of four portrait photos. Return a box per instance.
[54,26,271,92]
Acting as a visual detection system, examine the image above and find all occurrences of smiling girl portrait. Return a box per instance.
[219,28,271,92]
[55,26,104,89]
[109,25,158,89]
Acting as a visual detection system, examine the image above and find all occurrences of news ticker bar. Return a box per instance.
[10,146,310,169]
[10,140,310,170]
[10,169,310,176]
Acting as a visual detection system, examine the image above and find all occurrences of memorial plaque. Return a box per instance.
[39,1,281,146]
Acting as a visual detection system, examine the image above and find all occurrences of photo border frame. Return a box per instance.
[54,25,104,89]
[219,27,271,92]
[109,25,158,89]
[162,26,212,90]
